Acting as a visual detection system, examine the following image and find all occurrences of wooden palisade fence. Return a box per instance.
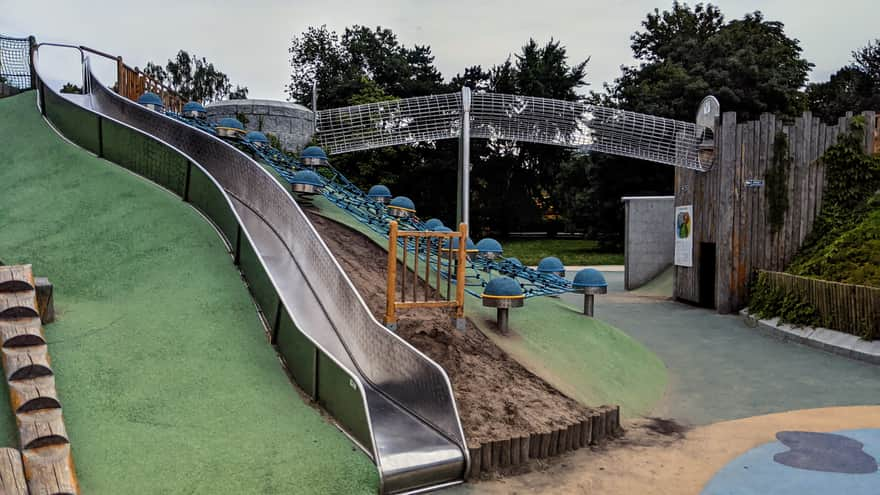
[759,271,880,340]
[675,110,879,313]
[116,56,185,113]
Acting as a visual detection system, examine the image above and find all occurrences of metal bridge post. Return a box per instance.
[457,86,471,227]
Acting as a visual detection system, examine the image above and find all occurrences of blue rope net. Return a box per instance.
[166,112,576,300]
[0,35,32,89]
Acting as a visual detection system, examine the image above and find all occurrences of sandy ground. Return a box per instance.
[307,212,597,446]
[448,405,880,494]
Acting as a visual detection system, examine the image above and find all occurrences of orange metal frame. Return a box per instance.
[384,221,467,326]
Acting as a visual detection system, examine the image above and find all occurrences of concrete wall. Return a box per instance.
[623,196,674,290]
[206,99,315,152]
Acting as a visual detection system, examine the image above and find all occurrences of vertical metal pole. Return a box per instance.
[28,36,37,90]
[311,80,318,113]
[583,294,595,316]
[455,223,467,331]
[497,308,509,333]
[457,86,471,227]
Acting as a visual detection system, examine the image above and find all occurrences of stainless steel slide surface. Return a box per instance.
[33,51,467,494]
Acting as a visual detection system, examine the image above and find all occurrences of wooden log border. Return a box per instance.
[0,265,79,494]
[465,405,622,480]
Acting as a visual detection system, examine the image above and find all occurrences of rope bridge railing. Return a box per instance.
[316,91,710,171]
[0,34,34,89]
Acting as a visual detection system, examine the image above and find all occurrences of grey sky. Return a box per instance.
[3,0,877,103]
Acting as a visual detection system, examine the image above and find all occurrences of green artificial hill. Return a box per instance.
[788,128,880,288]
[310,196,667,418]
[0,93,376,494]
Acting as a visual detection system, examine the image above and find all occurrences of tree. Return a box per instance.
[60,82,82,94]
[142,50,248,103]
[604,3,811,121]
[807,39,880,124]
[583,2,813,248]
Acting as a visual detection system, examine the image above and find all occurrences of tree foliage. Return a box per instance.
[60,82,82,94]
[143,50,248,103]
[807,39,880,124]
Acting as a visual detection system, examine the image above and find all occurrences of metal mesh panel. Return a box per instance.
[316,93,462,153]
[0,35,31,89]
[316,91,709,171]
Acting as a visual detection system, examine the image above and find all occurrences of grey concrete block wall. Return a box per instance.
[623,196,674,290]
[206,99,315,152]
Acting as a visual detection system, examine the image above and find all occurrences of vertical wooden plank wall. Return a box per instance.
[675,110,876,313]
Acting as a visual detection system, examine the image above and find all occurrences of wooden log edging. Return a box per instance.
[465,405,622,480]
[0,265,79,494]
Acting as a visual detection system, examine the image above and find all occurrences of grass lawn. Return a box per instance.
[0,93,376,494]
[499,238,624,266]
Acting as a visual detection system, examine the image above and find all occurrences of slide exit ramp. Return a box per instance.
[31,47,468,494]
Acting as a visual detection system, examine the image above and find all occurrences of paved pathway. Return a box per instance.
[560,271,880,425]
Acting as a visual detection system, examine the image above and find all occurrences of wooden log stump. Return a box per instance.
[466,444,481,479]
[17,409,69,450]
[0,447,27,495]
[539,432,551,458]
[3,345,53,381]
[510,437,520,466]
[558,427,569,454]
[0,319,46,348]
[518,435,529,464]
[34,278,54,325]
[22,444,78,494]
[0,266,34,293]
[0,292,39,320]
[480,442,492,471]
[8,375,61,413]
[610,405,623,437]
[591,411,605,445]
[570,422,581,450]
[548,429,560,456]
[580,417,592,447]
[499,439,511,467]
[491,440,502,468]
[528,432,540,459]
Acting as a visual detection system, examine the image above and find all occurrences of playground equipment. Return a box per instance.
[384,221,467,330]
[368,184,392,204]
[136,91,163,112]
[28,45,469,494]
[244,130,270,147]
[423,218,444,230]
[572,268,608,317]
[215,117,244,138]
[537,256,566,277]
[475,238,503,260]
[481,276,525,333]
[290,169,324,195]
[182,100,206,119]
[388,196,416,218]
[301,145,328,166]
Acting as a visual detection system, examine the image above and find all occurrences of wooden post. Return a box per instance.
[384,221,399,327]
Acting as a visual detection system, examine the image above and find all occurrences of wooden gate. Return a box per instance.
[384,221,466,327]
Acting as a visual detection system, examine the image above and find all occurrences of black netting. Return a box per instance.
[1,35,32,89]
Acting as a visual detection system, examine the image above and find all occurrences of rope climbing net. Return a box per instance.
[316,91,708,171]
[0,35,32,89]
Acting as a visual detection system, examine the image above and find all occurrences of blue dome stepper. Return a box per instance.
[388,196,416,218]
[537,256,566,276]
[482,276,524,333]
[301,146,328,166]
[216,117,245,138]
[432,226,453,232]
[291,169,324,195]
[244,131,270,148]
[443,237,477,253]
[573,268,607,316]
[182,100,206,118]
[137,92,164,111]
[476,238,503,259]
[367,184,392,203]
[505,257,523,267]
[423,218,444,230]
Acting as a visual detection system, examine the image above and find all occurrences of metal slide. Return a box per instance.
[33,49,468,494]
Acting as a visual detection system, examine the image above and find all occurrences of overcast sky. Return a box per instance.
[3,0,877,103]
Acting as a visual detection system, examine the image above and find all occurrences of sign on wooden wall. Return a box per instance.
[675,205,694,267]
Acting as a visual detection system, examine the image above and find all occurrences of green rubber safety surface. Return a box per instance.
[309,196,668,418]
[0,93,377,494]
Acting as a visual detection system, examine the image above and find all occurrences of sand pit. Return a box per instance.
[307,212,595,446]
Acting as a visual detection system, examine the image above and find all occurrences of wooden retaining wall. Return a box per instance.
[0,265,78,494]
[466,405,622,479]
[760,270,880,339]
[675,110,878,313]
